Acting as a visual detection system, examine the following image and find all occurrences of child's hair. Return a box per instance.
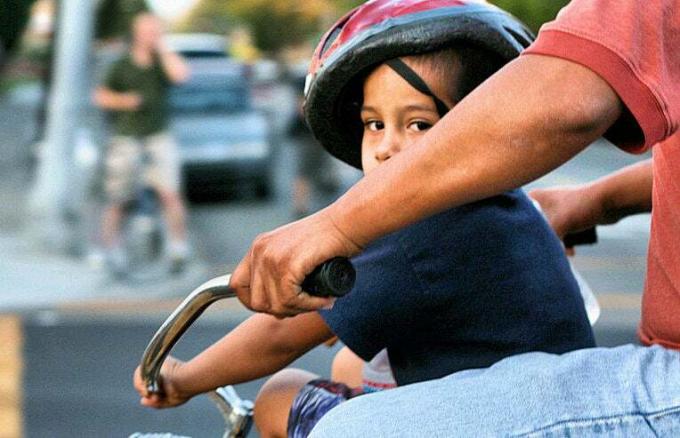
[397,45,506,105]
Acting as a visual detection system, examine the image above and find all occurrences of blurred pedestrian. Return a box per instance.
[93,13,190,275]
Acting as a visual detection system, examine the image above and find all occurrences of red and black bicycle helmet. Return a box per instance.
[304,0,534,169]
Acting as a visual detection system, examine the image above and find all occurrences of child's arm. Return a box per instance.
[133,312,334,408]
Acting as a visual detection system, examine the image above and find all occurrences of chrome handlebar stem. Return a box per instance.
[139,274,254,437]
[140,275,236,394]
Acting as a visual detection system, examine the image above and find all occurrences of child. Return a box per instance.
[134,1,595,437]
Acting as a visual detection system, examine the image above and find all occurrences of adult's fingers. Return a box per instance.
[231,250,252,310]
[230,211,360,317]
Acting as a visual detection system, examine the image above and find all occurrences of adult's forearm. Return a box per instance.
[158,48,190,84]
[590,159,652,224]
[93,88,138,111]
[327,55,623,248]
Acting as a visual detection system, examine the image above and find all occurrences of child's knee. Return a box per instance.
[255,368,318,438]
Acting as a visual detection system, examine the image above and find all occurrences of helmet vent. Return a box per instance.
[502,25,533,49]
[320,27,343,58]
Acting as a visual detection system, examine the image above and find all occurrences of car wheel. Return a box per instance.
[254,177,271,200]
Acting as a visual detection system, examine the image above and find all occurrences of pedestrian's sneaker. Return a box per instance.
[168,240,190,276]
[106,246,128,280]
[86,247,106,271]
[169,255,187,276]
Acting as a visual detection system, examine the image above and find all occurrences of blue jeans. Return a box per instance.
[310,345,680,437]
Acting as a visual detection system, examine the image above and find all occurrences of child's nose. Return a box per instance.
[375,132,402,162]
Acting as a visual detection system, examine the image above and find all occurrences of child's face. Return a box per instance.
[360,60,456,173]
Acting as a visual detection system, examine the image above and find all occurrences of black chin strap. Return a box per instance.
[384,58,450,117]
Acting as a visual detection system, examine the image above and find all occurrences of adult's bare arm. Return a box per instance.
[231,54,624,317]
[530,159,652,239]
[92,87,141,111]
[156,41,190,84]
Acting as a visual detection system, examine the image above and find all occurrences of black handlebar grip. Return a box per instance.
[301,257,356,298]
[563,227,598,248]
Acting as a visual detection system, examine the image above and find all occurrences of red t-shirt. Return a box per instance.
[523,0,680,349]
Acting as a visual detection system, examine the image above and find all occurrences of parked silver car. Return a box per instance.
[169,56,273,199]
[164,33,230,58]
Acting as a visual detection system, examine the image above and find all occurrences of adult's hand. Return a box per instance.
[230,210,362,317]
[530,159,652,245]
[529,185,602,240]
[530,185,604,255]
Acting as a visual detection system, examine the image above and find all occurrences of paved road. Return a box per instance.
[22,311,343,438]
[1,82,651,437]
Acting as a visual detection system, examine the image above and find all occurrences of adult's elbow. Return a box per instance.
[518,55,623,142]
[551,60,624,140]
[570,88,622,138]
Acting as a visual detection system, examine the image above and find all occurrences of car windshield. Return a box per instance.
[170,74,250,113]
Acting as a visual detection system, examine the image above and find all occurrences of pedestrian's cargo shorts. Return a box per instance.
[105,132,181,202]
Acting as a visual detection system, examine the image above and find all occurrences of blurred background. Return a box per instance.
[0,1,651,436]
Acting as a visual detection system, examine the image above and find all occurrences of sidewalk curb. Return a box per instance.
[0,232,217,315]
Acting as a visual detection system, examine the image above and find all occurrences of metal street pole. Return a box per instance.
[29,0,95,251]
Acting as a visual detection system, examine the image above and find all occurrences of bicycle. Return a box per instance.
[131,228,599,437]
[132,258,355,438]
[105,148,173,283]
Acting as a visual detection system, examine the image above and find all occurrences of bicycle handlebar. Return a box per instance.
[563,227,598,248]
[140,257,355,395]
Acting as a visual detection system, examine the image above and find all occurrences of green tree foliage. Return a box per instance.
[95,0,150,40]
[182,0,364,54]
[181,0,568,55]
[331,0,364,14]
[489,0,570,33]
[182,0,315,53]
[0,0,36,55]
[230,2,318,53]
[176,0,235,35]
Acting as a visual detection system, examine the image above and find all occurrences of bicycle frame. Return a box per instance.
[140,275,254,438]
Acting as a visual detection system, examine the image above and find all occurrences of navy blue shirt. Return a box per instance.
[319,189,595,386]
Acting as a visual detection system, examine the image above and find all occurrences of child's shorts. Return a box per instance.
[287,379,364,438]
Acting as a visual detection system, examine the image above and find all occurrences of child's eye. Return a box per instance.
[364,120,384,131]
[409,121,433,132]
